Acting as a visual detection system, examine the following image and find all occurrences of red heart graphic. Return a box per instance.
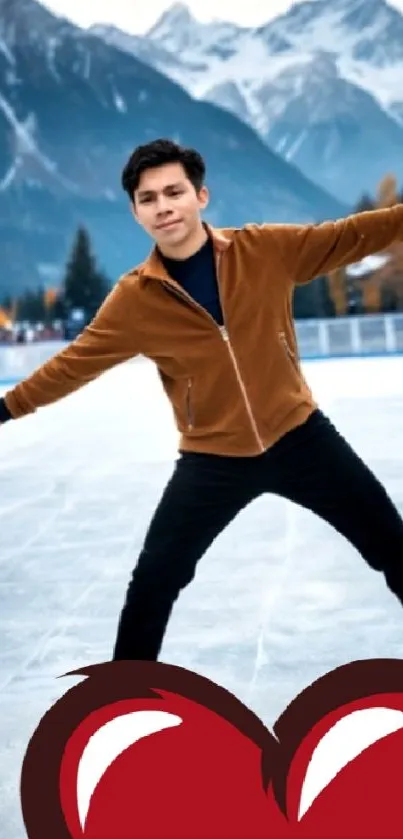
[20,659,403,838]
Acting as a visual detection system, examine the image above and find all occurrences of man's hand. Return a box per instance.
[0,397,13,424]
[1,276,140,422]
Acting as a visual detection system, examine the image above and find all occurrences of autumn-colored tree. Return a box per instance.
[325,192,376,315]
[327,266,348,315]
[376,174,398,207]
[361,277,381,313]
[0,307,11,328]
[0,295,18,320]
[44,288,58,310]
[371,174,403,311]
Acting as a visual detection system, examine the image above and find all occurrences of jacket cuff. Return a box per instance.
[0,397,13,423]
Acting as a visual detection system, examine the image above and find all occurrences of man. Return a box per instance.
[1,138,403,662]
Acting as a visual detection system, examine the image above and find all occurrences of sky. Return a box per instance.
[37,0,403,35]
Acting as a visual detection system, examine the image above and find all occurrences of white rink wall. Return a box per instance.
[0,341,67,384]
[1,341,403,414]
[1,313,403,385]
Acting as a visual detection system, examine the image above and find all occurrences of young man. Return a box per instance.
[1,138,403,662]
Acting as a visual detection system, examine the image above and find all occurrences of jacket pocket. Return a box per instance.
[185,378,195,431]
[279,332,300,375]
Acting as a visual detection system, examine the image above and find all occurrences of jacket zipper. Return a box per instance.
[160,257,266,453]
[217,323,265,452]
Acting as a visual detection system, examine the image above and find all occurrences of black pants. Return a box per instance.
[112,410,403,661]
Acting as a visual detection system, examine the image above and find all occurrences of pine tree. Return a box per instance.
[293,276,335,319]
[62,227,110,321]
[16,288,47,322]
[355,193,375,212]
[1,294,12,312]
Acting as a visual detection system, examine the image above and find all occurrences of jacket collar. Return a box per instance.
[138,221,234,281]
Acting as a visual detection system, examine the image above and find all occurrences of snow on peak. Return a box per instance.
[147,1,245,61]
[146,2,195,39]
[142,0,403,113]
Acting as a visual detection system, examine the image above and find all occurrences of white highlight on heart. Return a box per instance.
[298,706,403,820]
[76,710,182,830]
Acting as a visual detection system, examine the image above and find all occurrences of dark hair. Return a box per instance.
[121,138,206,201]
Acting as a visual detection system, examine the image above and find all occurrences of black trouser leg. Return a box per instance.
[112,452,263,661]
[264,410,403,604]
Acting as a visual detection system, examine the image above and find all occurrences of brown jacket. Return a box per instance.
[4,206,403,456]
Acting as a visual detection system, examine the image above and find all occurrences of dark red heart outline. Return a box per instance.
[19,658,403,838]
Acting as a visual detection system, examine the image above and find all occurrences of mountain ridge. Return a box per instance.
[90,0,403,201]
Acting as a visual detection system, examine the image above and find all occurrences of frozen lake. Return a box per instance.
[1,354,403,837]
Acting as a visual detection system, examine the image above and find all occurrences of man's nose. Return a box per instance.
[155,195,171,213]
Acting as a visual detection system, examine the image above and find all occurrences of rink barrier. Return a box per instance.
[2,352,403,388]
[0,314,403,384]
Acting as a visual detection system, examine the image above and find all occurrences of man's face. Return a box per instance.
[132,162,209,249]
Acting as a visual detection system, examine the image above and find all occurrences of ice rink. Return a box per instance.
[1,353,403,837]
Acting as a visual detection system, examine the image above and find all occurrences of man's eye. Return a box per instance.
[140,191,182,203]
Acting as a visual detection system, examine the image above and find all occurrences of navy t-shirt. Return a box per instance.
[158,236,224,326]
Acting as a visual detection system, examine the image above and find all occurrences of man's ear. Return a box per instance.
[130,201,138,223]
[198,185,210,211]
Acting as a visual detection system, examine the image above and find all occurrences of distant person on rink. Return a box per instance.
[1,138,403,662]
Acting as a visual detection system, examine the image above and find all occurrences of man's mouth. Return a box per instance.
[156,220,182,230]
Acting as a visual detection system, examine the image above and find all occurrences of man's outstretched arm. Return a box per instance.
[250,203,403,286]
[0,274,140,424]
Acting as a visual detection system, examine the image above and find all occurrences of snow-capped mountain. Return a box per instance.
[147,3,246,58]
[92,0,403,202]
[0,0,346,297]
[255,0,403,112]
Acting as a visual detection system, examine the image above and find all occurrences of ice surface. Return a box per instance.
[1,354,403,836]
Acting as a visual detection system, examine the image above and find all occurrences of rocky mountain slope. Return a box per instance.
[0,0,346,297]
